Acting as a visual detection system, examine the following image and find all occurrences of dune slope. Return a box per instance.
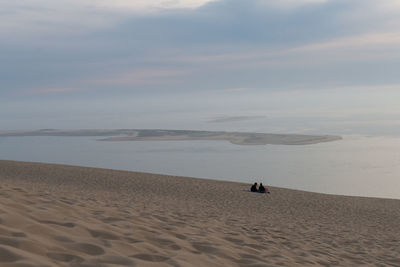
[0,160,399,266]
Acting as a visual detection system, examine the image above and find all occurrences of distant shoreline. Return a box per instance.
[0,129,342,146]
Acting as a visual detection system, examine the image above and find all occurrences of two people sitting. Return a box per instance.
[250,182,269,193]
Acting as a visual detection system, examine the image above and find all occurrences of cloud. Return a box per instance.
[95,0,217,11]
[3,0,400,44]
[2,0,400,99]
[0,0,216,40]
[208,115,266,123]
[255,0,328,9]
[219,88,252,93]
[12,87,86,97]
[332,83,400,92]
[91,69,189,86]
[295,32,400,52]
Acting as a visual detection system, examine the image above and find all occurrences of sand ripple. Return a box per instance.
[0,160,399,266]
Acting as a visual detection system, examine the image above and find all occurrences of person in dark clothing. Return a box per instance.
[258,183,265,193]
[250,182,258,192]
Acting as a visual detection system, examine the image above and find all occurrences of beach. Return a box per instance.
[0,160,399,266]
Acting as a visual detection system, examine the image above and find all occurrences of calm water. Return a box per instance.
[1,135,400,199]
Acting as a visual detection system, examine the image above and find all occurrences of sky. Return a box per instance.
[1,0,400,135]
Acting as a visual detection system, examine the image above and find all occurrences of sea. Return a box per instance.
[1,135,400,199]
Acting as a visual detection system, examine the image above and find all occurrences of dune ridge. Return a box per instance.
[0,160,399,266]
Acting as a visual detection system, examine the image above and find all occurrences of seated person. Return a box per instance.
[250,182,258,192]
[258,183,265,193]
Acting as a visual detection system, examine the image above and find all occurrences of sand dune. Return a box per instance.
[0,160,399,266]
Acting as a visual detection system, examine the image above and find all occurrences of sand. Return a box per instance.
[0,160,399,266]
[0,129,342,146]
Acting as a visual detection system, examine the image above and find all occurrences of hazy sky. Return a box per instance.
[1,0,400,134]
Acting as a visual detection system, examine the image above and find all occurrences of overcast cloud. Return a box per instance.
[1,0,400,133]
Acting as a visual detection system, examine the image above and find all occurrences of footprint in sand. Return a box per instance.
[59,198,76,205]
[245,243,265,250]
[100,239,112,248]
[151,238,181,251]
[12,232,27,238]
[0,236,20,248]
[224,236,244,245]
[236,253,265,265]
[54,235,74,243]
[88,229,120,240]
[191,242,219,254]
[47,252,84,263]
[100,217,124,223]
[69,263,102,267]
[90,255,135,266]
[91,210,105,216]
[174,233,187,240]
[132,254,170,262]
[0,246,22,262]
[12,188,27,193]
[123,237,142,244]
[68,243,105,256]
[37,220,76,228]
[153,215,169,222]
[234,258,258,265]
[249,235,264,241]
